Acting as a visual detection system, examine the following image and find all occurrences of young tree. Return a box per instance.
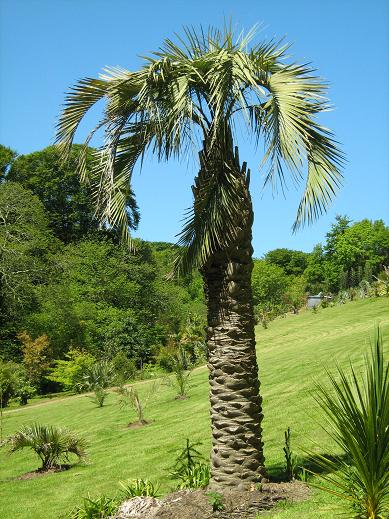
[18,332,51,388]
[56,26,343,489]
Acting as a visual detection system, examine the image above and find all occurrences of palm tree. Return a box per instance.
[56,25,343,489]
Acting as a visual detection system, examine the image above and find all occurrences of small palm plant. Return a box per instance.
[115,384,156,426]
[166,346,193,400]
[8,423,88,471]
[312,327,389,518]
[78,360,116,407]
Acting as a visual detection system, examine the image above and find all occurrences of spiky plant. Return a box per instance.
[78,360,116,407]
[56,24,343,489]
[8,423,88,471]
[312,328,389,518]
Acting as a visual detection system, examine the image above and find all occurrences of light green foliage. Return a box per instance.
[333,219,389,275]
[70,495,118,519]
[207,491,225,512]
[305,216,389,293]
[119,478,160,498]
[47,350,96,392]
[312,328,389,518]
[252,260,289,307]
[283,276,307,314]
[7,423,87,470]
[170,438,210,489]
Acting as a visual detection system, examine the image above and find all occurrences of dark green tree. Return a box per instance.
[0,145,17,181]
[56,26,343,488]
[7,145,104,242]
[264,248,309,276]
[0,182,58,358]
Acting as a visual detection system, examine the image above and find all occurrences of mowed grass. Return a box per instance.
[0,297,388,519]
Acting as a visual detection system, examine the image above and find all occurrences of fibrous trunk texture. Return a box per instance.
[200,145,265,489]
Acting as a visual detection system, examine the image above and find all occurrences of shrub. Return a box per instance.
[70,495,118,519]
[0,361,32,407]
[8,423,88,471]
[170,438,210,489]
[47,349,96,392]
[119,478,160,498]
[311,328,389,518]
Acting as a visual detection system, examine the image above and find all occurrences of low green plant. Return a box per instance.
[207,491,225,512]
[70,494,118,518]
[78,360,116,407]
[169,438,210,489]
[310,327,389,519]
[7,423,88,471]
[283,427,297,481]
[47,349,96,392]
[118,478,160,498]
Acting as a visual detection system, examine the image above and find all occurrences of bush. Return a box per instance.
[119,478,160,498]
[47,349,96,392]
[311,327,389,518]
[8,423,88,470]
[0,361,33,407]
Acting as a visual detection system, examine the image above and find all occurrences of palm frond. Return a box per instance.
[56,24,343,264]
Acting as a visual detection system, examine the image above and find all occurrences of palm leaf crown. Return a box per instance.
[56,25,344,274]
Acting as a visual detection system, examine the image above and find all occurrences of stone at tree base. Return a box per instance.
[112,496,162,518]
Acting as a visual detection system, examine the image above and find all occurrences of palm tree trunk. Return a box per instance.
[200,148,265,490]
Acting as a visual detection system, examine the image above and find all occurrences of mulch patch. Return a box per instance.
[16,465,71,480]
[127,419,152,429]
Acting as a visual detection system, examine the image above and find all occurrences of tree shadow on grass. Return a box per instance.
[267,452,350,483]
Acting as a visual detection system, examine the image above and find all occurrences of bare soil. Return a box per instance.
[127,419,152,429]
[16,465,71,480]
[114,481,310,519]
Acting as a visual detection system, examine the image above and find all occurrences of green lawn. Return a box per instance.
[1,297,388,519]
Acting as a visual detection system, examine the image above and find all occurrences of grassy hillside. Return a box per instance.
[0,297,388,519]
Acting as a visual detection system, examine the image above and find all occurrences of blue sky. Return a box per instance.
[0,0,388,257]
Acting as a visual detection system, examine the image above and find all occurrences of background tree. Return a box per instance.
[7,145,102,242]
[0,182,57,359]
[264,248,309,276]
[57,26,343,489]
[0,145,16,181]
